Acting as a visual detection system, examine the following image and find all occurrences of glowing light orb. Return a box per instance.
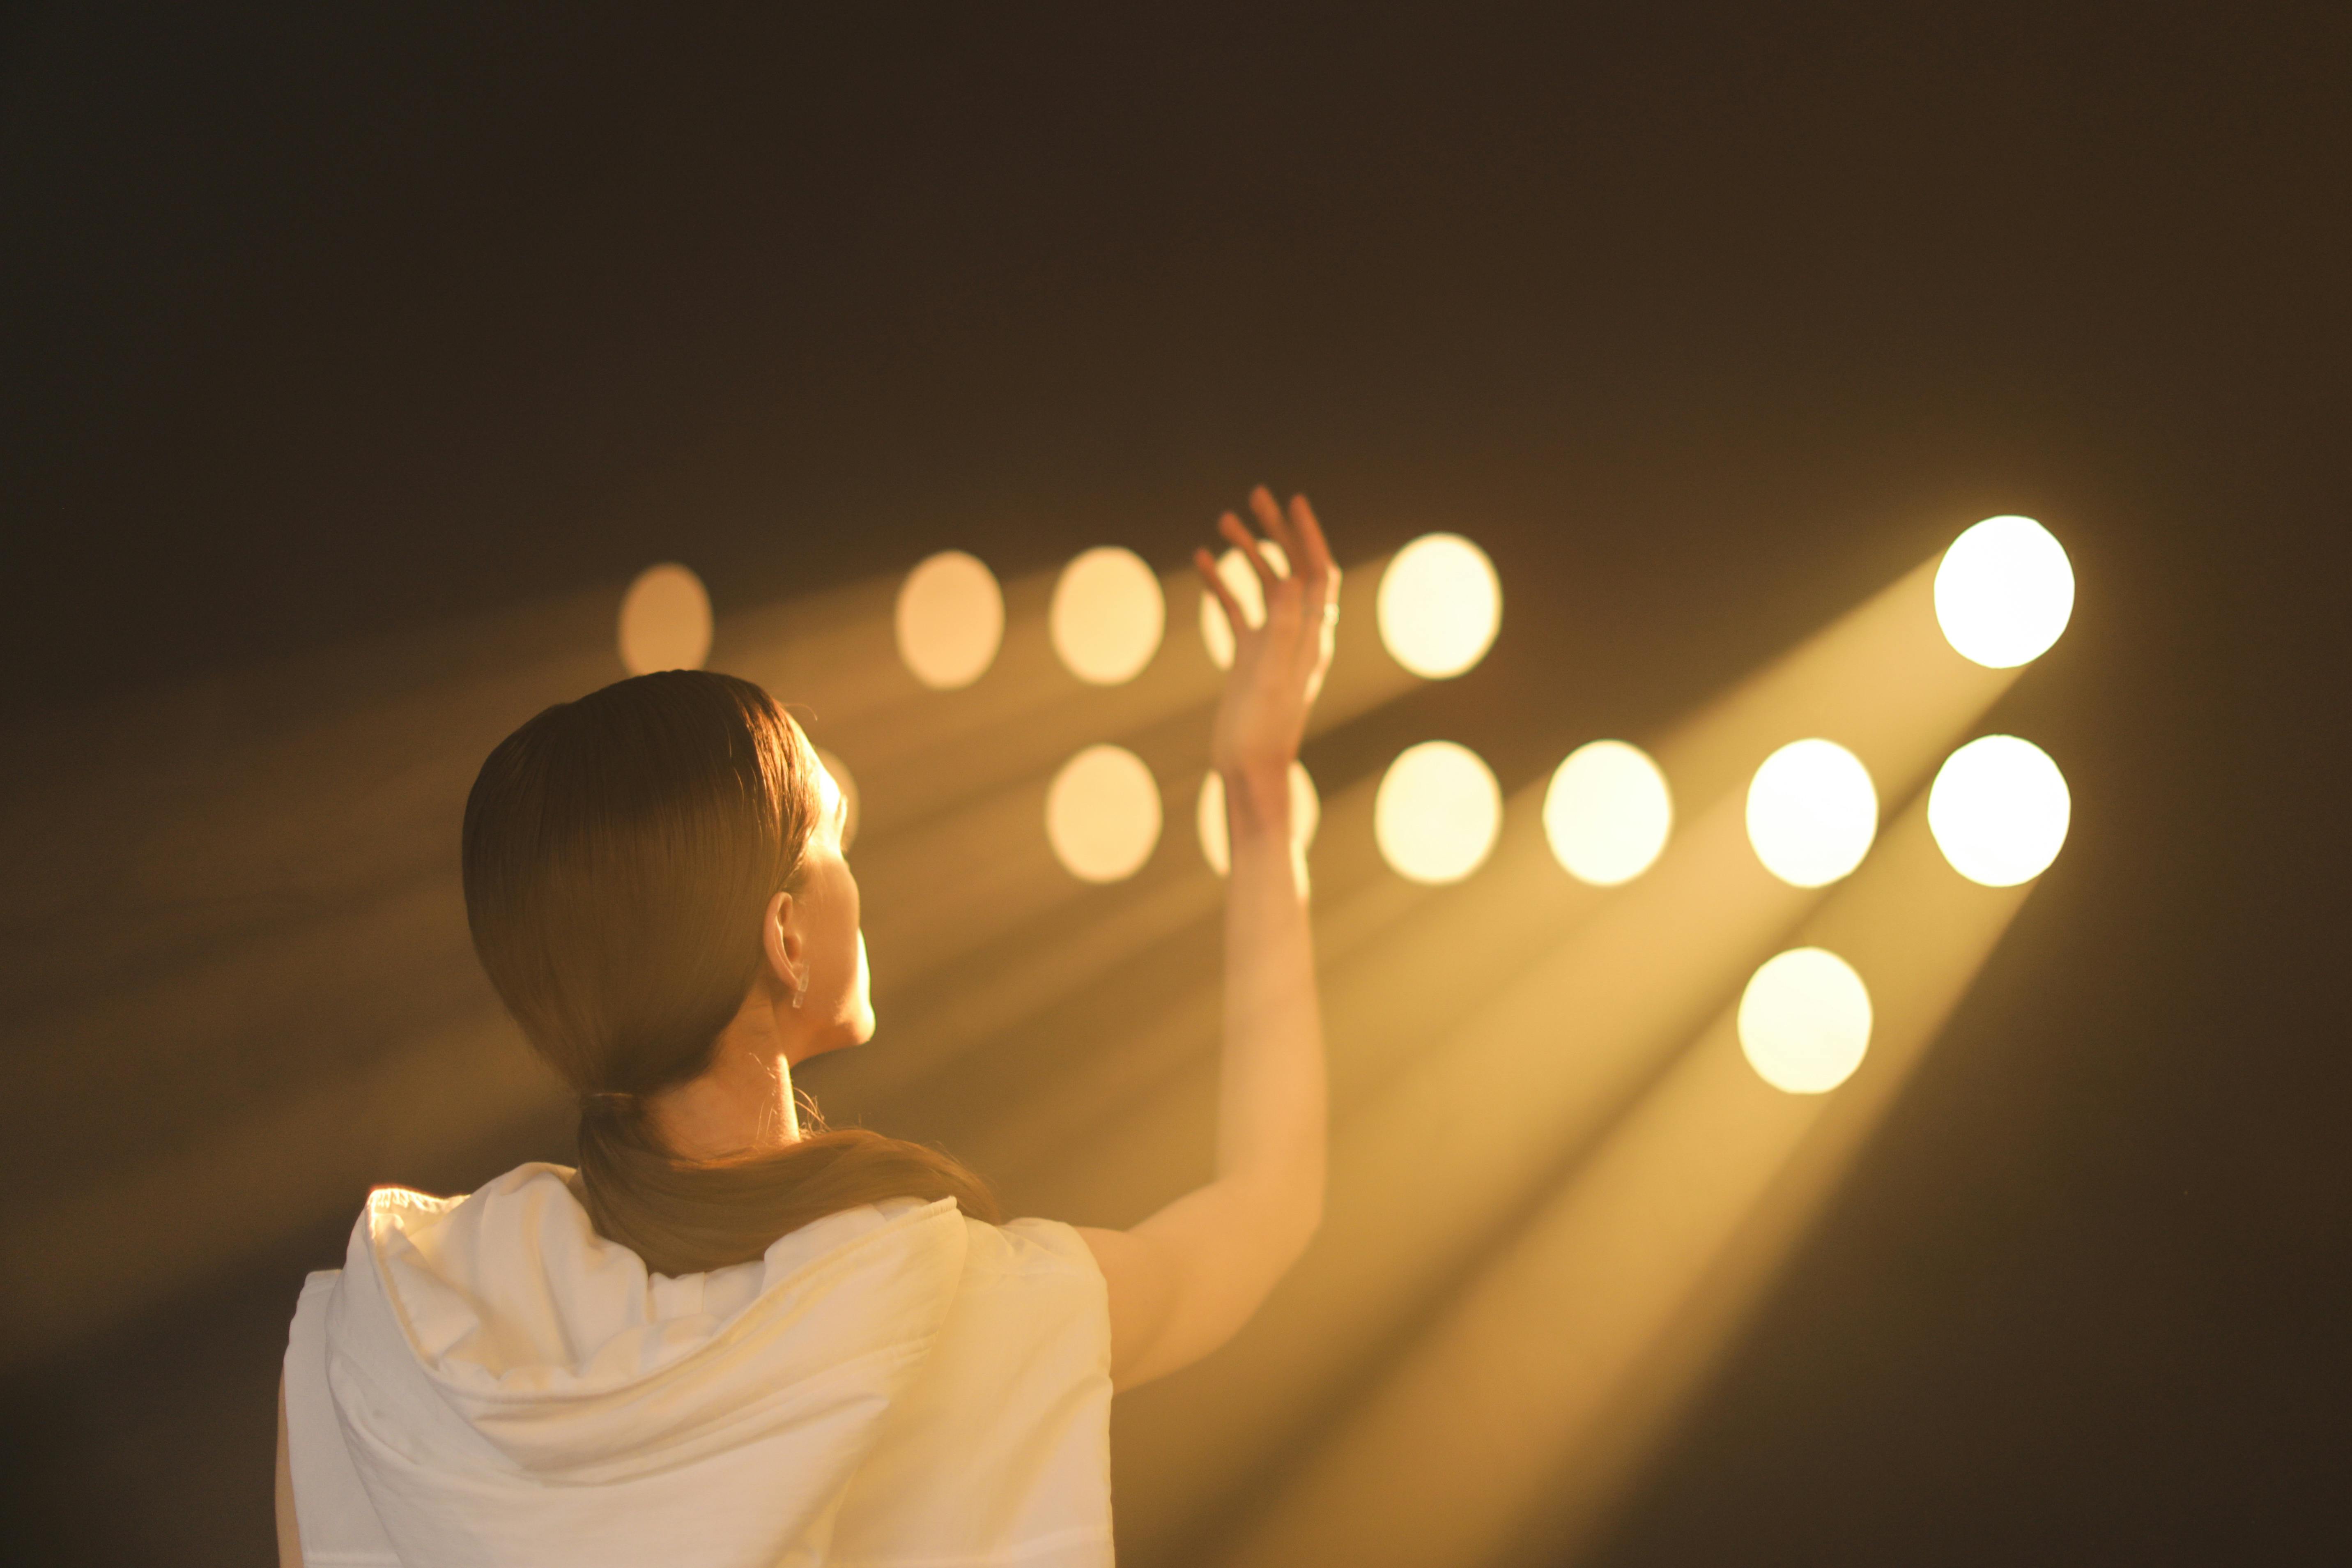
[618,563,713,674]
[1051,546,1165,685]
[1046,744,1162,882]
[896,551,1004,689]
[1738,947,1874,1094]
[1196,762,1321,876]
[814,748,860,851]
[1934,515,2075,668]
[1200,541,1289,670]
[1746,739,1878,888]
[1928,735,2070,886]
[1543,740,1673,885]
[1375,740,1502,885]
[1377,533,1501,678]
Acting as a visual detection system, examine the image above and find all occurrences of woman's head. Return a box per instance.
[460,670,988,1275]
[462,670,868,1104]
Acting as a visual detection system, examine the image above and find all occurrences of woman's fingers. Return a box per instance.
[1288,492,1333,580]
[1219,510,1282,595]
[1205,490,1333,672]
[1194,547,1250,641]
[1249,485,1299,565]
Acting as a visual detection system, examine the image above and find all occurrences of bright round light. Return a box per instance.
[1934,515,2075,668]
[618,563,713,674]
[1928,735,2071,886]
[1046,744,1162,883]
[1543,740,1673,885]
[1375,740,1502,885]
[1376,533,1501,679]
[1738,947,1873,1094]
[814,748,860,851]
[1199,541,1289,670]
[1196,762,1321,876]
[1745,739,1878,888]
[896,551,1005,690]
[1051,546,1165,685]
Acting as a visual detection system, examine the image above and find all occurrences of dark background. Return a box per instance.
[3,3,2347,1563]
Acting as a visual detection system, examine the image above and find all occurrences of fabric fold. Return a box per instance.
[285,1163,1113,1568]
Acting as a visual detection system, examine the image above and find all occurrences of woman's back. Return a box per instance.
[283,1165,1110,1568]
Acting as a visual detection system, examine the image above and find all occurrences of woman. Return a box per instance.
[277,490,1337,1567]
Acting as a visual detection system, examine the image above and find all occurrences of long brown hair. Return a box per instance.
[461,669,998,1276]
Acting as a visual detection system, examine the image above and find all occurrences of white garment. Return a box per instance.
[282,1163,1113,1568]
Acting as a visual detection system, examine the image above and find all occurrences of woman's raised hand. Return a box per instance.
[1087,492,1336,1389]
[1194,487,1338,783]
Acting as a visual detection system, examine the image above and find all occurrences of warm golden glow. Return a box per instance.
[1050,545,1164,685]
[1046,743,1162,883]
[814,748,859,851]
[1199,540,1289,670]
[1201,802,2032,1568]
[1928,734,2070,886]
[1374,740,1501,884]
[1196,762,1321,876]
[1543,740,1672,885]
[1934,514,2075,668]
[1737,946,1873,1093]
[894,550,1004,689]
[1375,532,1501,678]
[617,562,713,674]
[1745,738,1878,887]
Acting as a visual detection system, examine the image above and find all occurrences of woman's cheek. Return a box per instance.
[850,929,876,1040]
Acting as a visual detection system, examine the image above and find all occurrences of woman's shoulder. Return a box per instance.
[960,1213,1107,1289]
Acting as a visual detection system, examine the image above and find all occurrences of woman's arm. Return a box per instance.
[1079,487,1336,1391]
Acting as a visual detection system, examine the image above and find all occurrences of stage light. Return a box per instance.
[1376,533,1501,679]
[1745,738,1878,887]
[1542,740,1672,886]
[896,550,1004,689]
[617,563,713,674]
[1046,744,1163,883]
[1200,541,1290,670]
[1928,735,2070,886]
[1051,546,1165,685]
[1934,515,2074,668]
[1738,946,1873,1093]
[1196,763,1322,876]
[814,749,860,851]
[1375,741,1501,885]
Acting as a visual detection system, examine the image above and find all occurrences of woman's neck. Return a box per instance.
[648,1004,801,1160]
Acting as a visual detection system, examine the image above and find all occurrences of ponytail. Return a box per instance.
[462,670,998,1276]
[573,1097,999,1277]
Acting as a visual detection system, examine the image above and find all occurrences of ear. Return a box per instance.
[761,888,803,991]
